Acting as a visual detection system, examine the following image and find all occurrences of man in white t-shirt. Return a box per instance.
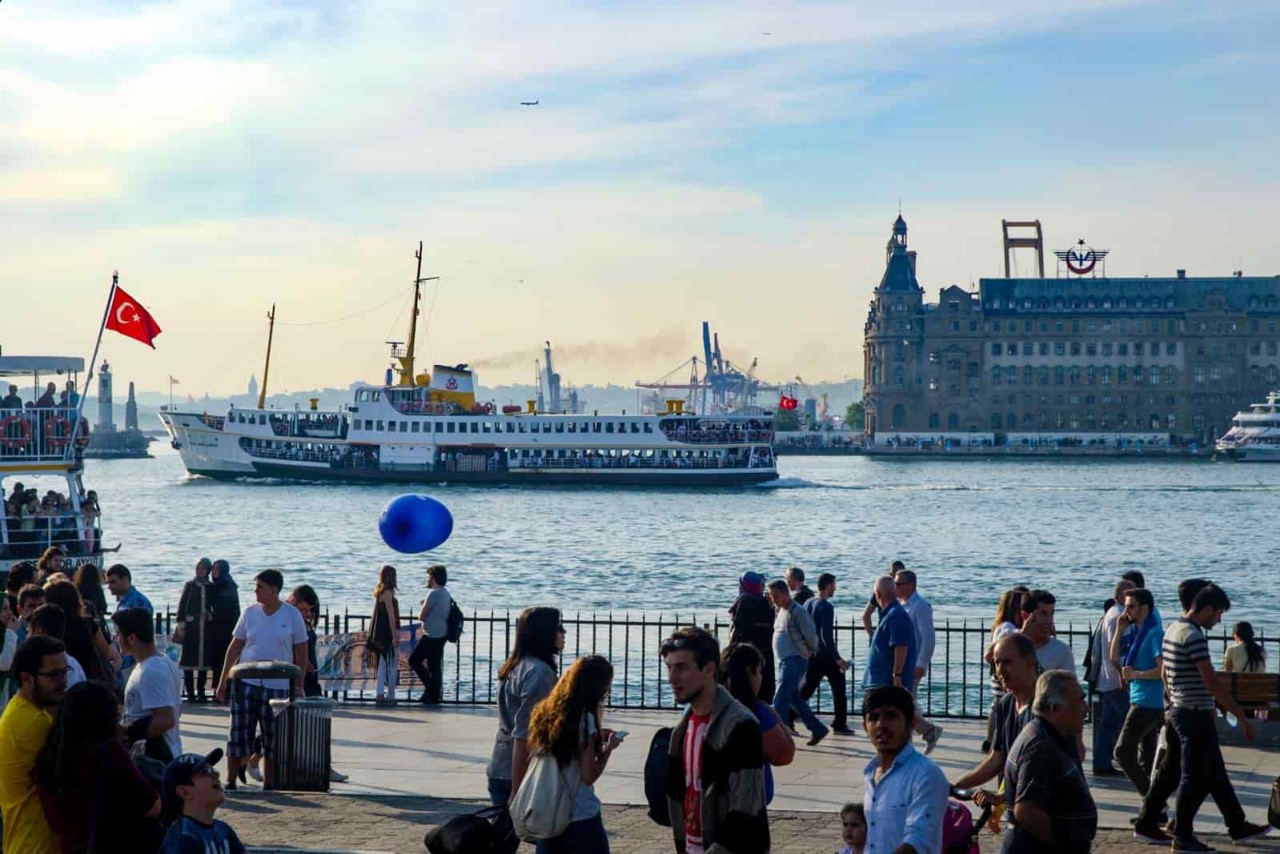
[114,606,183,761]
[215,569,308,789]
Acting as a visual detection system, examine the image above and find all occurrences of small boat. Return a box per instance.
[1215,390,1280,461]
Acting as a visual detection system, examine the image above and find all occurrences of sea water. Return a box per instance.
[58,446,1279,633]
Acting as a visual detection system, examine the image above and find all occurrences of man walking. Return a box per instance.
[1159,583,1270,850]
[1019,590,1074,672]
[786,567,815,605]
[895,568,941,753]
[661,626,769,854]
[106,563,154,613]
[768,579,829,746]
[797,572,851,734]
[409,564,452,705]
[1089,578,1134,776]
[951,632,1039,807]
[1110,587,1164,806]
[863,576,917,695]
[1003,670,1098,853]
[0,635,68,854]
[114,606,184,762]
[215,569,309,789]
[861,684,949,854]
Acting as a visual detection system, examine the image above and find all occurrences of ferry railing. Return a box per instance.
[0,406,88,465]
[153,609,1280,718]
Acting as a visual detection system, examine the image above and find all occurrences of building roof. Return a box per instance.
[979,275,1280,313]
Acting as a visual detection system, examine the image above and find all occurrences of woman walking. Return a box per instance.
[729,571,776,703]
[525,654,619,853]
[176,557,214,702]
[206,558,241,699]
[487,607,564,806]
[720,642,795,805]
[34,681,162,851]
[1224,621,1267,673]
[370,565,401,705]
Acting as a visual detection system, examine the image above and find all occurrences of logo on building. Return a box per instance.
[1054,239,1109,277]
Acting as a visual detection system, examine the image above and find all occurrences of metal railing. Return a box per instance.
[0,406,88,463]
[153,609,1280,718]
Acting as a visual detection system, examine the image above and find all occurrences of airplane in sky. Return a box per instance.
[520,100,539,106]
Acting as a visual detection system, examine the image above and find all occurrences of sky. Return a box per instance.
[2,1,1278,398]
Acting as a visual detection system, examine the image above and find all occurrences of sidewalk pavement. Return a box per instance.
[178,704,1279,852]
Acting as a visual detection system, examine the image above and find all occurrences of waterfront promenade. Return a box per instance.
[179,705,1279,852]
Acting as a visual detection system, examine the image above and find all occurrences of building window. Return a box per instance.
[1070,342,1081,356]
[1118,343,1128,356]
[1267,366,1278,384]
[1118,365,1127,384]
[1069,366,1080,385]
[1194,367,1206,384]
[1038,366,1049,385]
[1134,342,1144,356]
[1039,343,1049,356]
[1022,343,1033,356]
[1072,320,1080,333]
[1196,343,1205,356]
[992,320,1002,332]
[1087,366,1097,385]
[1054,366,1065,385]
[949,321,959,331]
[1102,343,1113,356]
[1101,366,1112,385]
[1023,366,1034,385]
[929,413,940,429]
[1151,343,1160,356]
[992,366,1003,385]
[948,413,960,430]
[1088,321,1097,333]
[1054,342,1065,356]
[1270,342,1278,356]
[1103,320,1112,332]
[1210,366,1222,381]
[1086,343,1097,356]
[992,343,1002,356]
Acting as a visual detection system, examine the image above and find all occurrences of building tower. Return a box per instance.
[862,215,925,435]
[247,374,259,403]
[125,382,139,431]
[97,361,115,431]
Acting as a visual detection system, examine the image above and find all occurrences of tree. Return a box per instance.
[846,400,865,431]
[773,408,800,431]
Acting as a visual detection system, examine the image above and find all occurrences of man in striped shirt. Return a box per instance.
[1160,582,1270,852]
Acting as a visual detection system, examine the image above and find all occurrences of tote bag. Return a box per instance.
[509,749,581,841]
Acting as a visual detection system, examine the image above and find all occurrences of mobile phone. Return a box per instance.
[609,730,629,744]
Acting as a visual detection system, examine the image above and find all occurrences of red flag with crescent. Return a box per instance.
[105,285,162,348]
[779,395,798,410]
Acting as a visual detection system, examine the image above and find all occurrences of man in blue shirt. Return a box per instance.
[861,684,949,854]
[863,575,917,693]
[1110,588,1164,808]
[106,564,153,614]
[797,572,851,734]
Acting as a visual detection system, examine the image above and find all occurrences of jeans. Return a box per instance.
[797,652,848,729]
[409,635,447,702]
[774,655,827,738]
[1168,707,1247,839]
[1092,688,1129,771]
[535,813,610,854]
[487,776,512,807]
[375,654,398,699]
[1113,704,1163,795]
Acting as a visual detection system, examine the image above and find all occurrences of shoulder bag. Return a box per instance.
[509,749,581,841]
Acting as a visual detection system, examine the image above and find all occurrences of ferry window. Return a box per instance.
[644,423,653,433]
[400,422,408,433]
[593,423,601,433]
[434,422,442,433]
[555,423,564,433]
[388,420,396,431]
[447,423,455,433]
[519,423,527,433]
[258,415,266,425]
[568,422,576,433]
[412,422,420,433]
[371,392,381,401]
[605,423,614,434]
[471,423,479,434]
[377,420,384,431]
[482,422,491,434]
[506,423,515,433]
[581,422,589,433]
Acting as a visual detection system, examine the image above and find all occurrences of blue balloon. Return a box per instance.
[379,494,454,554]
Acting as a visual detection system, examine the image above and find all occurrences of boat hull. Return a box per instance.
[1215,444,1280,462]
[191,461,778,486]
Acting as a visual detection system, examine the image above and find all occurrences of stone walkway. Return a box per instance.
[175,704,1279,852]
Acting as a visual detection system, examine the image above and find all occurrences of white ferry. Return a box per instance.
[1,356,107,575]
[159,253,778,487]
[1215,391,1280,462]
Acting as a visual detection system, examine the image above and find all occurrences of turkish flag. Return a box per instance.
[105,285,162,348]
[779,395,798,410]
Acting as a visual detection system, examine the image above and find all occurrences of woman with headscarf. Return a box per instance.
[176,557,214,702]
[205,558,241,700]
[729,570,776,703]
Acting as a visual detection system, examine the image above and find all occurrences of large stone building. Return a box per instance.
[862,216,1280,445]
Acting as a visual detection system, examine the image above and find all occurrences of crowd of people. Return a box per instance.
[0,383,85,460]
[1,554,1276,854]
[2,486,102,559]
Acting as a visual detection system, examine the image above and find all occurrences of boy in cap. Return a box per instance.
[160,748,247,854]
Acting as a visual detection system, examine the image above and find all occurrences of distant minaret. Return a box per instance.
[125,382,139,431]
[98,362,115,430]
[248,374,259,403]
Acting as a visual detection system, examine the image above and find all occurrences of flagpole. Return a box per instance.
[70,271,118,459]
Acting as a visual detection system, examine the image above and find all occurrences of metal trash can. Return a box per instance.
[268,695,337,791]
[227,661,333,791]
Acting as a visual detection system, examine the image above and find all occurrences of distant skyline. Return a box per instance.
[3,1,1278,395]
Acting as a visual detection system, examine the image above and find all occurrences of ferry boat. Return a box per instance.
[1215,391,1280,462]
[159,249,778,487]
[1,356,109,576]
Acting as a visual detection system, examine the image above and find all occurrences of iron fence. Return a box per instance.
[153,609,1280,719]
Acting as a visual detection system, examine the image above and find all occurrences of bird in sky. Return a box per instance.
[520,100,539,106]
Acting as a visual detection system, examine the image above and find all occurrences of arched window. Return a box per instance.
[1086,297,1097,308]
[1102,297,1112,308]
[928,412,940,429]
[891,404,906,429]
[1023,298,1032,309]
[947,413,959,430]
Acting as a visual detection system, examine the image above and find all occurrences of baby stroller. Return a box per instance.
[945,787,995,854]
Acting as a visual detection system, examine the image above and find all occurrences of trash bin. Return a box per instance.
[227,661,333,791]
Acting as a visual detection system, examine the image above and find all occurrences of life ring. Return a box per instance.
[44,416,71,449]
[0,415,31,449]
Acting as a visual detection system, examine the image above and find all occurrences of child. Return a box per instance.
[160,748,247,854]
[838,802,867,854]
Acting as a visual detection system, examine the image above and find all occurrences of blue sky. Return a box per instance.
[2,1,1277,395]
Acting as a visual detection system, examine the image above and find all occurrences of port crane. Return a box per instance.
[636,322,779,414]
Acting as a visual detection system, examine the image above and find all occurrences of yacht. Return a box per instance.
[1215,391,1280,461]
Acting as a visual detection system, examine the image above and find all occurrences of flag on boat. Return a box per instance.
[106,285,162,349]
[778,395,798,410]
[169,376,180,385]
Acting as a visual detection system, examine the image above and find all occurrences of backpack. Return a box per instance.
[445,600,464,644]
[644,727,673,826]
[424,805,519,854]
[509,749,581,841]
[1269,774,1280,828]
[942,799,979,854]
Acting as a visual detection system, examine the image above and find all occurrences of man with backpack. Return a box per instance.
[410,565,452,705]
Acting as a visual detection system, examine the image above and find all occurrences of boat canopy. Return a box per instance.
[0,356,85,377]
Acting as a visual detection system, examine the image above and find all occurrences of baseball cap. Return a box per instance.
[162,748,224,810]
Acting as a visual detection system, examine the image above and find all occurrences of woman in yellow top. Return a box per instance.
[1223,621,1267,673]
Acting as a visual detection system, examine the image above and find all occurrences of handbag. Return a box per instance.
[509,749,581,841]
[424,805,519,854]
[644,727,673,826]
